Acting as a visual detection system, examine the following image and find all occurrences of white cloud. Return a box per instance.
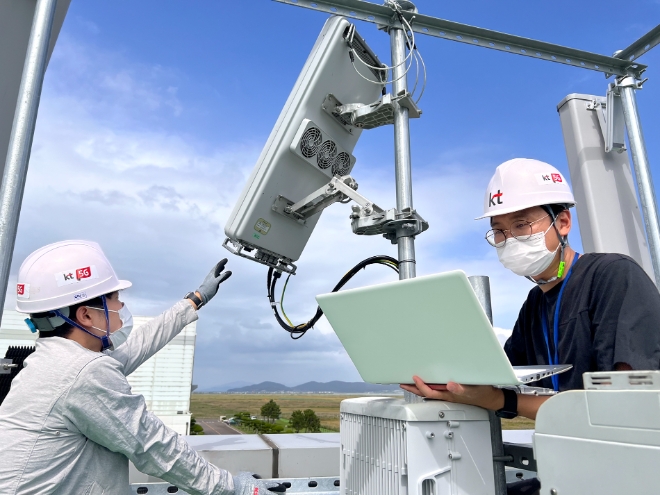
[8,34,534,389]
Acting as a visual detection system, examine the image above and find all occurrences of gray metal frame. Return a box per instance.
[615,24,660,65]
[617,76,660,287]
[275,0,647,78]
[389,19,417,280]
[130,477,341,495]
[0,0,58,316]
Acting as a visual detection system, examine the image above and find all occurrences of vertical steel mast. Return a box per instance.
[617,76,660,287]
[389,3,417,280]
[0,0,58,318]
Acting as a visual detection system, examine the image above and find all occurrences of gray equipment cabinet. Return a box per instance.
[557,93,655,281]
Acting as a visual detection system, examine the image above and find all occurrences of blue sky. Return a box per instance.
[7,0,660,389]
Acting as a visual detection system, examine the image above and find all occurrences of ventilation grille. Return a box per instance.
[341,413,407,495]
[300,127,322,158]
[343,25,387,82]
[317,140,337,169]
[584,371,660,390]
[290,120,356,178]
[332,152,351,176]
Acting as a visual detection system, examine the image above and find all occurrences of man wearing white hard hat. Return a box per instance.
[403,158,660,421]
[0,240,284,495]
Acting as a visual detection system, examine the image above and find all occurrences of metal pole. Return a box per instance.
[618,77,660,287]
[0,0,57,318]
[468,276,507,495]
[389,4,419,404]
[390,18,416,281]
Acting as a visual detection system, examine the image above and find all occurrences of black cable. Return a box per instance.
[267,256,400,339]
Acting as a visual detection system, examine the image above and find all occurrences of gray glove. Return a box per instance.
[232,472,286,494]
[195,259,232,306]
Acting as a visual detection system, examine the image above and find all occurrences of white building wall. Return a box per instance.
[0,310,38,354]
[126,315,196,435]
[0,310,196,435]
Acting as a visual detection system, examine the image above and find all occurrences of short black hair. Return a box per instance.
[543,203,571,218]
[34,295,107,339]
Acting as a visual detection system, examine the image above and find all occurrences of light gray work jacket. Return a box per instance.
[0,299,234,495]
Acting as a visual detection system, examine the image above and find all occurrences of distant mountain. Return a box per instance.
[227,381,402,394]
[197,380,253,393]
[229,381,291,393]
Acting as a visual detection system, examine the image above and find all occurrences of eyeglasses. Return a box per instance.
[485,214,551,247]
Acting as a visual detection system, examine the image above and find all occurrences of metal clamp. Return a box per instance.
[279,176,373,222]
[348,197,428,243]
[502,443,537,472]
[276,175,428,244]
[0,359,18,375]
[322,92,422,131]
[586,88,626,154]
[360,207,428,244]
[222,238,297,275]
[614,75,647,89]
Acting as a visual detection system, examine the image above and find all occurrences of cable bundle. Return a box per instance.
[267,255,399,339]
[345,1,427,104]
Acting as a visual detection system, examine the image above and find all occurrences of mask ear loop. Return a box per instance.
[53,309,111,350]
[548,207,568,278]
[99,294,112,350]
[527,206,568,285]
[53,295,114,351]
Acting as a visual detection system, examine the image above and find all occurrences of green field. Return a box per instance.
[190,394,535,431]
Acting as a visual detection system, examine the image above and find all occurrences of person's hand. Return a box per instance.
[195,259,232,307]
[400,375,505,411]
[233,472,286,494]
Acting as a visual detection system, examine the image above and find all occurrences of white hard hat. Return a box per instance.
[16,240,131,314]
[476,158,575,220]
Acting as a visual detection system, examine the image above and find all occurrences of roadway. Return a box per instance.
[197,418,243,435]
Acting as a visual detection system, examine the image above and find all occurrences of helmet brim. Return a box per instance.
[475,202,575,220]
[115,280,132,291]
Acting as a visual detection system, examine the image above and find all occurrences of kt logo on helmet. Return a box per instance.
[489,190,504,207]
[541,173,563,183]
[55,265,98,287]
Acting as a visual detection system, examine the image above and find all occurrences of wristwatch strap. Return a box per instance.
[185,291,204,309]
[495,388,518,419]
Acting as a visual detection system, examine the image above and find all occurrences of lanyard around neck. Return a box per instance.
[540,252,580,391]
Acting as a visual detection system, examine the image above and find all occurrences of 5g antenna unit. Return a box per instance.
[223,17,385,274]
[224,14,427,337]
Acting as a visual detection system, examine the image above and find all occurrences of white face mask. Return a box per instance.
[110,304,134,349]
[496,223,560,277]
[88,304,134,349]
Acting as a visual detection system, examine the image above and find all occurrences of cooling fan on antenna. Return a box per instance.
[300,127,322,158]
[317,141,338,169]
[290,119,356,178]
[332,152,351,176]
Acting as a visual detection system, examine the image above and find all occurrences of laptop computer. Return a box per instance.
[316,270,571,386]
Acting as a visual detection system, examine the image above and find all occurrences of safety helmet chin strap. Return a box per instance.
[526,206,569,286]
[53,294,112,350]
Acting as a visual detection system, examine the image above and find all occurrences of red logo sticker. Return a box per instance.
[17,283,29,299]
[76,266,92,281]
[551,173,563,183]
